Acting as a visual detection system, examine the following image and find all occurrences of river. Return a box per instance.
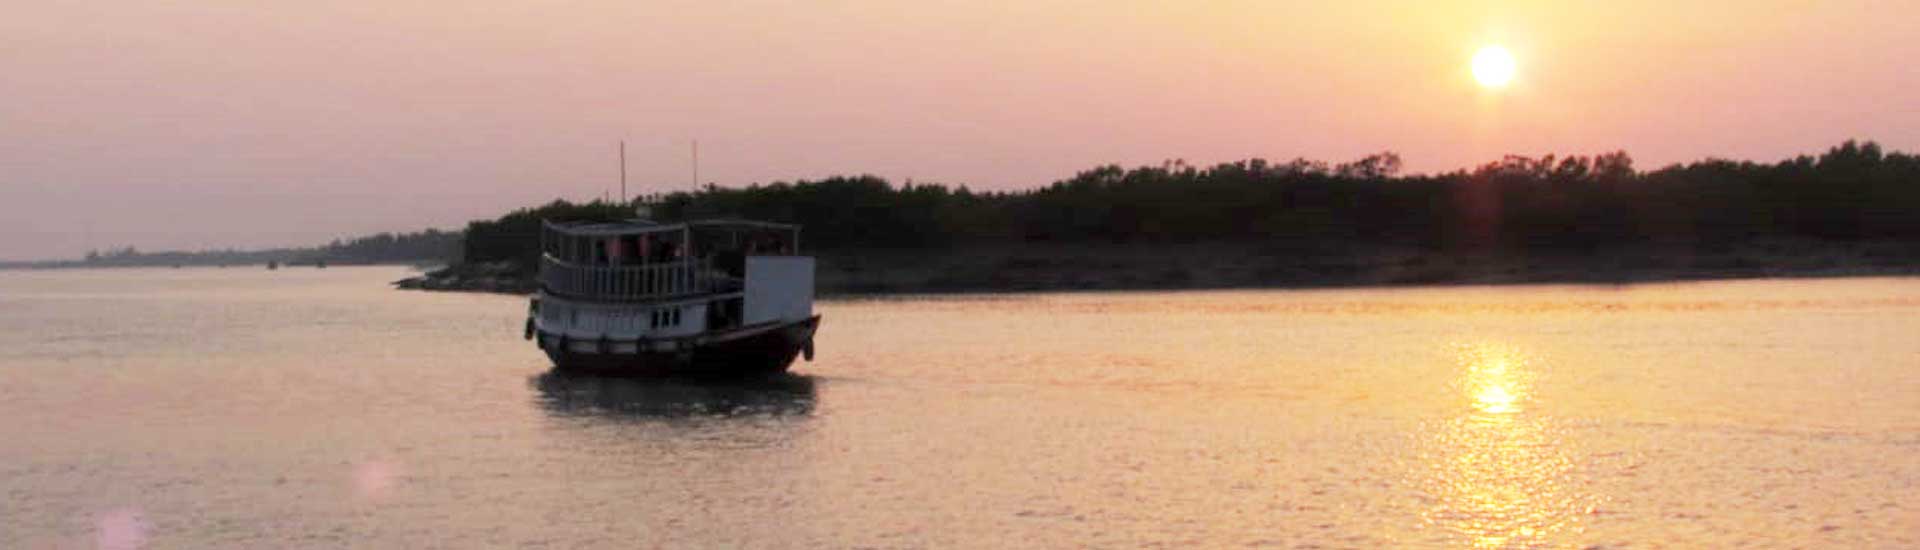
[1,267,1914,548]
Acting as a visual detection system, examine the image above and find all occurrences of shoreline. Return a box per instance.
[392,239,1920,297]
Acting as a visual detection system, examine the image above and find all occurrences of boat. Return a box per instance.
[524,217,820,376]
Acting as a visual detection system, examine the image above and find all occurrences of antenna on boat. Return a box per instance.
[618,140,627,205]
[691,139,699,190]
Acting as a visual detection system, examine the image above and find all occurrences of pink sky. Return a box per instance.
[3,1,1915,260]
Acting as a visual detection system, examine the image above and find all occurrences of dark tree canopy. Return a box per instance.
[50,141,1912,271]
[499,140,1918,256]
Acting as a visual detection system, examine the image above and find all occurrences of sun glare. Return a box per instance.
[1472,46,1517,89]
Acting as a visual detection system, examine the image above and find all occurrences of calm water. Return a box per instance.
[1,267,1916,548]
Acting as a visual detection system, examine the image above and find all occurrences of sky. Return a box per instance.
[3,1,1916,260]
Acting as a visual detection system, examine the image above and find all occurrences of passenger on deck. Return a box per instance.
[604,237,625,265]
[653,238,678,263]
[618,236,641,265]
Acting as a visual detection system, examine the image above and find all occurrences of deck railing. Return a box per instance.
[539,256,713,300]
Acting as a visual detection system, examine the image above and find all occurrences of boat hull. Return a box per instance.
[536,315,820,377]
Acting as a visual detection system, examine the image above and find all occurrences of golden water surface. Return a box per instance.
[1,267,1915,548]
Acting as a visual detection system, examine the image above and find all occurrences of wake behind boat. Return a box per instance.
[525,217,820,376]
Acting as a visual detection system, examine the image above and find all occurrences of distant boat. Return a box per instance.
[525,218,820,376]
[267,261,278,270]
[316,260,327,269]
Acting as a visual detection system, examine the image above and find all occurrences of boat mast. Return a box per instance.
[619,140,627,205]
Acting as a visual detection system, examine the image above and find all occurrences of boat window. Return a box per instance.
[649,307,682,329]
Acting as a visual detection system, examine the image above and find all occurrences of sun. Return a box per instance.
[1471,45,1517,89]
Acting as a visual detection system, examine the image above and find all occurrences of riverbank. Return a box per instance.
[392,261,536,293]
[391,238,1920,296]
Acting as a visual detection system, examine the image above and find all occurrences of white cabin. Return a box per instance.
[530,219,814,354]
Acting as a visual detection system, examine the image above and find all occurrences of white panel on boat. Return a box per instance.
[744,256,815,325]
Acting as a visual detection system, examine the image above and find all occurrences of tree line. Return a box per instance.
[5,228,464,269]
[463,140,1920,263]
[23,140,1909,270]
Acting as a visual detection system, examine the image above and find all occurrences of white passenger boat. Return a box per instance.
[525,218,820,376]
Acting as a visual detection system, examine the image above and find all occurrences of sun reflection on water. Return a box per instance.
[1463,345,1528,415]
[1417,343,1597,549]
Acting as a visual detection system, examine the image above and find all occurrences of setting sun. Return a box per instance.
[1472,45,1517,88]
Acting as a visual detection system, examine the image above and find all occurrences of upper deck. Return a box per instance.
[538,219,802,302]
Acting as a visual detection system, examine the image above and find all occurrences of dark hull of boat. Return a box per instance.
[539,316,820,377]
